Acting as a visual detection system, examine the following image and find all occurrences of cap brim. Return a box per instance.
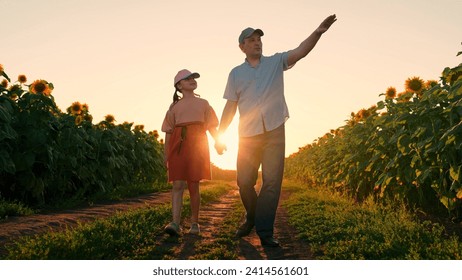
[188,72,200,79]
[252,29,264,37]
[175,72,200,86]
[240,28,264,44]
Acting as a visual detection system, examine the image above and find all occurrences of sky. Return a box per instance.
[2,0,462,170]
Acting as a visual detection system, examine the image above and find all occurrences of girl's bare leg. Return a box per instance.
[187,181,200,224]
[172,180,186,224]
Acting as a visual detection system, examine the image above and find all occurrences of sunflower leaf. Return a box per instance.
[1,71,11,82]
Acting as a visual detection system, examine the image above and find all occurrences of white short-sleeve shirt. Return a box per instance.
[223,52,290,137]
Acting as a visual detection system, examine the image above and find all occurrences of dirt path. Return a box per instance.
[0,192,172,256]
[0,184,313,259]
[235,189,313,260]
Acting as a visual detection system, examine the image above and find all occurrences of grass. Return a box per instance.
[6,179,461,260]
[283,181,462,260]
[0,181,170,220]
[0,199,35,220]
[189,201,245,260]
[6,205,172,260]
[3,181,233,260]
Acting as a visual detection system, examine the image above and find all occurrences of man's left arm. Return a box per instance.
[287,14,337,67]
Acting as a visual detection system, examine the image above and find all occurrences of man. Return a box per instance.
[217,14,337,247]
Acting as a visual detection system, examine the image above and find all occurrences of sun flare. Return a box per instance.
[209,122,239,171]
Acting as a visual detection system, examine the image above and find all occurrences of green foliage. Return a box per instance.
[284,182,462,259]
[285,63,462,217]
[210,163,236,181]
[5,205,171,260]
[0,66,166,208]
[4,182,233,260]
[0,199,34,220]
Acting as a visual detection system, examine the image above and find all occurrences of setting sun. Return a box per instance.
[209,121,239,170]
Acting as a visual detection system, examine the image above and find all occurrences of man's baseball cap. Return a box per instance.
[174,69,200,87]
[238,27,264,44]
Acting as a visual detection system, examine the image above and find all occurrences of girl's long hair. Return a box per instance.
[173,89,181,104]
[172,84,200,104]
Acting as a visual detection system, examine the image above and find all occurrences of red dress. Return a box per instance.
[161,96,218,182]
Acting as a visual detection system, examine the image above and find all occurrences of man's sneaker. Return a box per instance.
[235,222,254,238]
[164,222,181,236]
[189,223,200,235]
[260,236,280,247]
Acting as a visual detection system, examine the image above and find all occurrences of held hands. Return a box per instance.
[317,14,337,34]
[214,141,227,155]
[213,131,227,155]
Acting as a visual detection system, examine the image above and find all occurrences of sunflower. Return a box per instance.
[84,115,93,123]
[425,80,438,89]
[70,101,83,115]
[357,108,371,120]
[385,86,397,100]
[82,103,89,112]
[405,76,425,93]
[30,80,46,94]
[30,79,52,95]
[134,124,145,131]
[151,130,159,138]
[0,64,4,73]
[1,79,7,88]
[105,114,115,123]
[18,75,27,84]
[43,82,53,96]
[446,70,462,85]
[397,91,412,102]
[9,84,21,93]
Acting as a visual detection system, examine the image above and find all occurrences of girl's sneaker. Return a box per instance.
[164,222,181,236]
[189,223,200,235]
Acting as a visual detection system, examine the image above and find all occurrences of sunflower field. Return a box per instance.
[0,65,165,207]
[285,62,462,217]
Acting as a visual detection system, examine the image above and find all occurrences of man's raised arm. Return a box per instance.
[287,14,337,67]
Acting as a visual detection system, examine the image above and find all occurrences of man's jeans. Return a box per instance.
[236,124,285,238]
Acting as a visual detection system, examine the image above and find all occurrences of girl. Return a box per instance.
[161,69,223,236]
